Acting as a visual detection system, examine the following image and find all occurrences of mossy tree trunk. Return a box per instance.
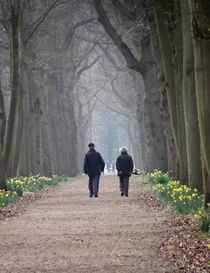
[4,1,23,171]
[0,78,7,189]
[189,0,210,207]
[201,156,210,209]
[145,1,179,176]
[39,80,52,177]
[18,67,31,176]
[142,67,168,172]
[0,1,24,188]
[141,32,168,172]
[29,90,42,175]
[160,84,179,178]
[153,1,188,183]
[181,0,203,192]
[174,0,188,184]
[47,72,64,175]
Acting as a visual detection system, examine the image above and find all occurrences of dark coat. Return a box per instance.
[116,152,134,176]
[83,148,105,177]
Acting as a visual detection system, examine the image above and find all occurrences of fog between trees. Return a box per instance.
[0,0,209,207]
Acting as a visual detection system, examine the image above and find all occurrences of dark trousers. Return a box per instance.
[119,175,129,195]
[89,175,100,196]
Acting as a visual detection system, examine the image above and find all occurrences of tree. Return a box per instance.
[189,0,210,207]
[152,0,188,183]
[181,0,203,192]
[0,0,24,189]
[18,0,98,176]
[93,0,168,172]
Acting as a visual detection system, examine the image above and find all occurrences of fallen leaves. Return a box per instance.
[160,214,210,272]
[0,187,56,221]
[139,181,210,273]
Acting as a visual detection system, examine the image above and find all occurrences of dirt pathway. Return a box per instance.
[0,175,172,273]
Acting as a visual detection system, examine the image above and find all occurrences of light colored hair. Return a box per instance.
[119,146,128,153]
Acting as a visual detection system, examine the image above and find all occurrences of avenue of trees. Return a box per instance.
[93,0,210,207]
[0,0,209,207]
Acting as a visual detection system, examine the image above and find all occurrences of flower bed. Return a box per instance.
[141,170,209,233]
[157,181,203,214]
[0,174,67,207]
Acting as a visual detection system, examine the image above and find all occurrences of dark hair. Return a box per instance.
[88,143,94,148]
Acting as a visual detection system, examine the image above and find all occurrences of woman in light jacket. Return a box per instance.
[116,147,133,197]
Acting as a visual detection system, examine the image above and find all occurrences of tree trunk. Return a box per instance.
[29,85,42,175]
[174,0,188,184]
[153,2,178,149]
[4,1,23,172]
[48,73,61,175]
[0,154,6,190]
[189,0,210,206]
[181,0,203,192]
[160,84,179,178]
[0,78,6,152]
[18,66,31,176]
[66,87,79,176]
[0,79,7,190]
[142,63,168,172]
[134,78,147,170]
[201,155,210,209]
[153,1,188,182]
[145,3,178,176]
[0,1,24,187]
[6,81,24,177]
[38,71,52,177]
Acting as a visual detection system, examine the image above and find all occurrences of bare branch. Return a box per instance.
[97,44,128,72]
[93,0,143,72]
[74,18,96,30]
[110,76,131,107]
[74,34,113,45]
[24,0,62,45]
[75,44,96,69]
[77,57,99,80]
[61,19,97,52]
[98,44,117,67]
[79,86,102,108]
[111,0,136,21]
[89,89,130,117]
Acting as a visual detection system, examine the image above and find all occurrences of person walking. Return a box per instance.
[83,143,105,198]
[116,147,134,197]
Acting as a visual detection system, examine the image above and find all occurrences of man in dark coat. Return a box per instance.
[116,147,134,197]
[83,143,105,198]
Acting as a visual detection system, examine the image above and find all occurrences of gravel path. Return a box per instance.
[0,175,172,273]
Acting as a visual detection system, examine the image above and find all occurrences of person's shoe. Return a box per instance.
[125,194,128,197]
[94,194,98,198]
[121,192,124,196]
[89,193,93,197]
